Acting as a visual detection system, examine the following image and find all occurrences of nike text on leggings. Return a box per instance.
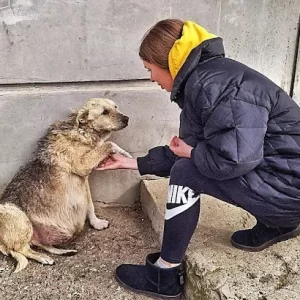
[160,183,200,263]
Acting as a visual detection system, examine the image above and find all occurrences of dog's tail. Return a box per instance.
[9,250,28,273]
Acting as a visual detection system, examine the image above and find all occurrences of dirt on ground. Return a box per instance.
[0,204,161,300]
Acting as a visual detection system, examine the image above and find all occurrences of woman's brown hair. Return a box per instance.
[139,19,184,70]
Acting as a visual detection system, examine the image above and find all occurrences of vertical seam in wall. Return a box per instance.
[290,14,300,98]
[216,0,222,36]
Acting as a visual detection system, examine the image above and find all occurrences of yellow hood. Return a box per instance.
[168,21,216,79]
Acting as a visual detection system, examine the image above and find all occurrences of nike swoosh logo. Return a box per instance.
[165,196,200,220]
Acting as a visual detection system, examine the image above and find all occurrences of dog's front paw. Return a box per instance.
[91,218,109,230]
[120,150,132,158]
[110,142,132,158]
[114,148,132,158]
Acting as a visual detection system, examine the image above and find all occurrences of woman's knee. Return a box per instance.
[169,159,229,199]
[170,158,205,190]
[170,158,194,177]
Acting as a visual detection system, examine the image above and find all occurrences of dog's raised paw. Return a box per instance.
[122,151,132,158]
[110,142,132,158]
[91,218,109,230]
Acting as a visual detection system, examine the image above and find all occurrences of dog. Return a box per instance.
[0,98,131,273]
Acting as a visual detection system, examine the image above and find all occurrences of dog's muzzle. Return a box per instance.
[122,115,129,126]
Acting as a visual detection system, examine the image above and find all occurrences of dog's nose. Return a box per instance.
[122,116,129,124]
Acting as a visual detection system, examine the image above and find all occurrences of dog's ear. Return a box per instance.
[74,109,90,128]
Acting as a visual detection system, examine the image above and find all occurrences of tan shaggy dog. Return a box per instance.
[0,98,131,273]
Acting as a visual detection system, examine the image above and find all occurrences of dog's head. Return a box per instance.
[75,98,129,133]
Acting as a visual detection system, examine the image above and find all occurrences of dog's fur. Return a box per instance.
[0,98,131,272]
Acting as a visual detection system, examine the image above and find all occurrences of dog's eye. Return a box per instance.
[102,109,109,115]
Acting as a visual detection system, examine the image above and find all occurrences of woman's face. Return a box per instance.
[143,61,173,92]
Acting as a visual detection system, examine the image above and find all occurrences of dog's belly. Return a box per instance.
[32,224,78,246]
[31,177,89,246]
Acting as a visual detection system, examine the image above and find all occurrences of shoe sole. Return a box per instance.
[230,225,300,252]
[115,272,182,299]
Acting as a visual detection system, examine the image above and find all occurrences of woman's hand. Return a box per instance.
[95,154,138,170]
[169,136,193,158]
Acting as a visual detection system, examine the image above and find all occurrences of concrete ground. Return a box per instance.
[141,178,300,300]
[0,204,161,300]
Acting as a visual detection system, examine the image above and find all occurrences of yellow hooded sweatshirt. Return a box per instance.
[168,21,216,79]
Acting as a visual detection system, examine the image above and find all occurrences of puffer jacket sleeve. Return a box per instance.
[191,92,269,180]
[137,146,178,177]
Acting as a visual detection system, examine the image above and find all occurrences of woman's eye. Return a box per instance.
[103,109,108,115]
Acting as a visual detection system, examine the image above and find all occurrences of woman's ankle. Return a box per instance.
[154,257,181,268]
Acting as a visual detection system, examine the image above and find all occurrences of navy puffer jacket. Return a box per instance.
[137,38,300,199]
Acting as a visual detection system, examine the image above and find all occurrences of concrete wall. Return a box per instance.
[0,0,299,205]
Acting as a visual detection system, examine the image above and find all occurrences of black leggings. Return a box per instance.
[160,158,299,263]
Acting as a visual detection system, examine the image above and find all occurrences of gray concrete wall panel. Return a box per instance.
[0,0,165,83]
[1,0,298,89]
[0,0,219,84]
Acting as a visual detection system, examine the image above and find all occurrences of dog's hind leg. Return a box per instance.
[20,247,54,266]
[9,251,28,273]
[32,241,77,256]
